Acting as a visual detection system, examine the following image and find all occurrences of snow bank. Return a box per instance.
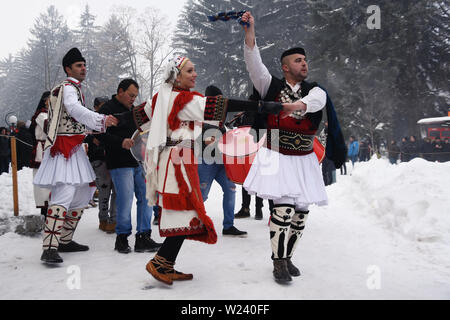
[0,168,39,219]
[328,158,450,243]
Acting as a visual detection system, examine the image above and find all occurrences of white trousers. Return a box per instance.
[49,183,95,211]
[33,169,50,208]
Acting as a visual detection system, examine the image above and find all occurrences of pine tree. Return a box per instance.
[0,6,73,122]
[74,4,102,106]
[95,14,137,98]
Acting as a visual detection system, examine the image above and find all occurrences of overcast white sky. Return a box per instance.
[0,0,188,60]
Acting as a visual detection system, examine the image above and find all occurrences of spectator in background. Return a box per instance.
[400,137,409,162]
[420,137,433,161]
[443,139,450,162]
[98,79,161,254]
[321,122,336,185]
[15,120,33,170]
[29,91,51,216]
[407,135,419,160]
[387,139,400,164]
[358,138,370,161]
[85,96,117,233]
[431,138,444,162]
[0,127,10,174]
[347,136,359,167]
[321,157,335,185]
[197,85,247,237]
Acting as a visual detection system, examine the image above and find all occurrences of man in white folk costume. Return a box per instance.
[240,12,347,283]
[126,55,308,285]
[34,48,118,264]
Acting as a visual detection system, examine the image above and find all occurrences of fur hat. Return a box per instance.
[62,48,86,69]
[280,47,306,62]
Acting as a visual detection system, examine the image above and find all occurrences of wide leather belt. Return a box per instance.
[268,130,315,152]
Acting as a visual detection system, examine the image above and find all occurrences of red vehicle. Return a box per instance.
[417,116,450,140]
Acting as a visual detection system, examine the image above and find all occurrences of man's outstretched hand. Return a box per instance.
[281,100,307,119]
[105,115,118,127]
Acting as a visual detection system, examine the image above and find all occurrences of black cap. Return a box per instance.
[280,47,306,62]
[205,85,223,97]
[62,48,86,69]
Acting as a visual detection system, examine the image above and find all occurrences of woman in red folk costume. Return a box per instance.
[34,48,118,264]
[29,91,51,217]
[127,55,307,285]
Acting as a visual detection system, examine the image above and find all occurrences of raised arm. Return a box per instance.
[241,11,272,99]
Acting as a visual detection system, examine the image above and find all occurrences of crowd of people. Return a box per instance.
[320,133,449,186]
[390,135,450,163]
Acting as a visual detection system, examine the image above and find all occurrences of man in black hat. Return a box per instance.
[239,12,346,283]
[34,48,118,264]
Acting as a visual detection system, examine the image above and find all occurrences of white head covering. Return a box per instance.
[144,55,189,205]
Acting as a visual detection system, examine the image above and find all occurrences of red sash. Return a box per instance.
[50,135,85,159]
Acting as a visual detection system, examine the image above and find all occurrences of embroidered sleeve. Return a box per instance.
[63,85,107,132]
[203,96,228,121]
[132,102,150,131]
[175,93,228,124]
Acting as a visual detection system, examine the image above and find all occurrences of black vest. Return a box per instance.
[244,76,323,130]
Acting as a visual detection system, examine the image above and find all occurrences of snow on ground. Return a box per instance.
[0,158,449,300]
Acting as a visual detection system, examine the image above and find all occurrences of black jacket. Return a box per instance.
[98,96,139,170]
[16,127,33,170]
[0,135,10,157]
[84,134,106,162]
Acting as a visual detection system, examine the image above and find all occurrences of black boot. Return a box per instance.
[273,259,292,283]
[286,258,301,277]
[58,241,89,252]
[255,207,263,220]
[40,207,47,218]
[234,207,250,219]
[115,234,131,254]
[222,226,248,237]
[135,231,162,253]
[40,249,63,264]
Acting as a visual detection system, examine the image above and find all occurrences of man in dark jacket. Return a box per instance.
[16,121,33,170]
[387,139,400,164]
[420,138,432,161]
[0,127,10,174]
[98,79,161,254]
[85,97,116,233]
